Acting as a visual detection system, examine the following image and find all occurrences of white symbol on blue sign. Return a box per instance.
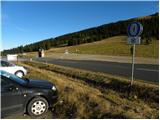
[128,22,143,37]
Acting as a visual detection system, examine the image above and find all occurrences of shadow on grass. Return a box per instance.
[47,66,158,102]
[50,68,158,104]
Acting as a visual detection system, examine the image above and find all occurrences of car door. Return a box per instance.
[0,61,15,74]
[1,76,24,116]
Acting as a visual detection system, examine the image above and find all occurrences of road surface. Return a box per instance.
[34,57,159,83]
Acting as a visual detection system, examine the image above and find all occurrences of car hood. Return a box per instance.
[26,79,53,89]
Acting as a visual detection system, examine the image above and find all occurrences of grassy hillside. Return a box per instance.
[44,36,158,58]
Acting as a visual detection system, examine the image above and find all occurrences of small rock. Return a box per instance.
[123,105,130,110]
[134,95,137,99]
[135,108,140,113]
[59,100,64,104]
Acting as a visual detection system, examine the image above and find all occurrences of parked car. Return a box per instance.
[1,70,58,118]
[0,60,27,78]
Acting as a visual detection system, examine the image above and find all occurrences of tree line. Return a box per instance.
[2,12,159,56]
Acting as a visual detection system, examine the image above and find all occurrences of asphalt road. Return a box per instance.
[34,57,159,83]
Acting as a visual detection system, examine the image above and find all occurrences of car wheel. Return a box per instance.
[27,97,49,117]
[15,71,24,78]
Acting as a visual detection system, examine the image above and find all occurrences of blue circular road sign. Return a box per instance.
[127,22,143,37]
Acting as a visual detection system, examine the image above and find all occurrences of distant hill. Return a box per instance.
[27,36,159,58]
[2,12,159,55]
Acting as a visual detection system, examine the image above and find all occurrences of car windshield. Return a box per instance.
[0,70,27,85]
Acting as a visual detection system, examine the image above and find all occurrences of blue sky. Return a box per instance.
[1,1,158,50]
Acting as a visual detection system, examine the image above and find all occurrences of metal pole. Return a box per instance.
[131,44,136,86]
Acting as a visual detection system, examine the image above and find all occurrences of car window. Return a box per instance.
[1,70,27,85]
[1,61,13,67]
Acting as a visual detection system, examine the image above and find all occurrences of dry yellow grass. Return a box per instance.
[12,61,159,119]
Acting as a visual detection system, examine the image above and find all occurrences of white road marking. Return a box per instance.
[136,68,159,72]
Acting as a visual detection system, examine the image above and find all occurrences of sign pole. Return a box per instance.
[127,22,143,86]
[131,44,135,86]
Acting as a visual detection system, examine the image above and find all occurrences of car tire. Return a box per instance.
[27,97,49,118]
[15,71,24,78]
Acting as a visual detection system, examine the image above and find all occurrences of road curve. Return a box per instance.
[34,57,159,84]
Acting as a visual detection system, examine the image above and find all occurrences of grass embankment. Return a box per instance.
[25,36,158,58]
[16,61,158,119]
[47,36,158,58]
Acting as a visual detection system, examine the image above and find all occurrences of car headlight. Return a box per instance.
[52,86,57,91]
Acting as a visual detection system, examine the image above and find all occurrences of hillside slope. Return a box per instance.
[45,36,158,58]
